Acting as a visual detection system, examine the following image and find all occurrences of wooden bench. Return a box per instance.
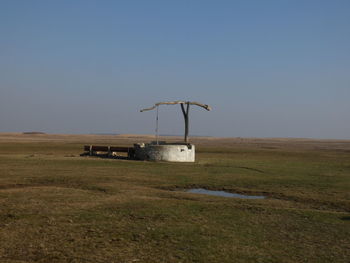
[83,145,135,158]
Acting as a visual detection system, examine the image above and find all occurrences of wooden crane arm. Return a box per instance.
[140,101,212,112]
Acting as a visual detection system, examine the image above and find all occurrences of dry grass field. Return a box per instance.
[0,133,349,263]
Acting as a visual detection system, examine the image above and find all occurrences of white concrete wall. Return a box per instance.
[134,143,195,162]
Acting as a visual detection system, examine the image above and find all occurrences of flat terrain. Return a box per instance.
[0,133,349,263]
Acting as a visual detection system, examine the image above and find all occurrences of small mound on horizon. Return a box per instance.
[22,132,46,135]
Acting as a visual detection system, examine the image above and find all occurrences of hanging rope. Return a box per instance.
[155,105,159,144]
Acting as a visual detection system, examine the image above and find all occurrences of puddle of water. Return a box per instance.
[186,188,266,199]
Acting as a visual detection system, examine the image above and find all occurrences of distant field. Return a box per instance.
[0,133,349,263]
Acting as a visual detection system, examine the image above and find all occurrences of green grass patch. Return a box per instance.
[0,139,349,262]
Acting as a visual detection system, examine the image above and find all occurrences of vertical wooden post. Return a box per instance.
[181,102,190,143]
[89,145,93,156]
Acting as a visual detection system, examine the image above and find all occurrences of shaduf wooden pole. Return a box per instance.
[180,102,190,143]
[140,101,211,143]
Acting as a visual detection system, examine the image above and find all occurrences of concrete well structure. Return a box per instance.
[134,142,195,162]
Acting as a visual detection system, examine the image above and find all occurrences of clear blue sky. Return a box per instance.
[1,0,349,139]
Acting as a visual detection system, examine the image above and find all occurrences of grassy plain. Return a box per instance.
[0,133,349,263]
